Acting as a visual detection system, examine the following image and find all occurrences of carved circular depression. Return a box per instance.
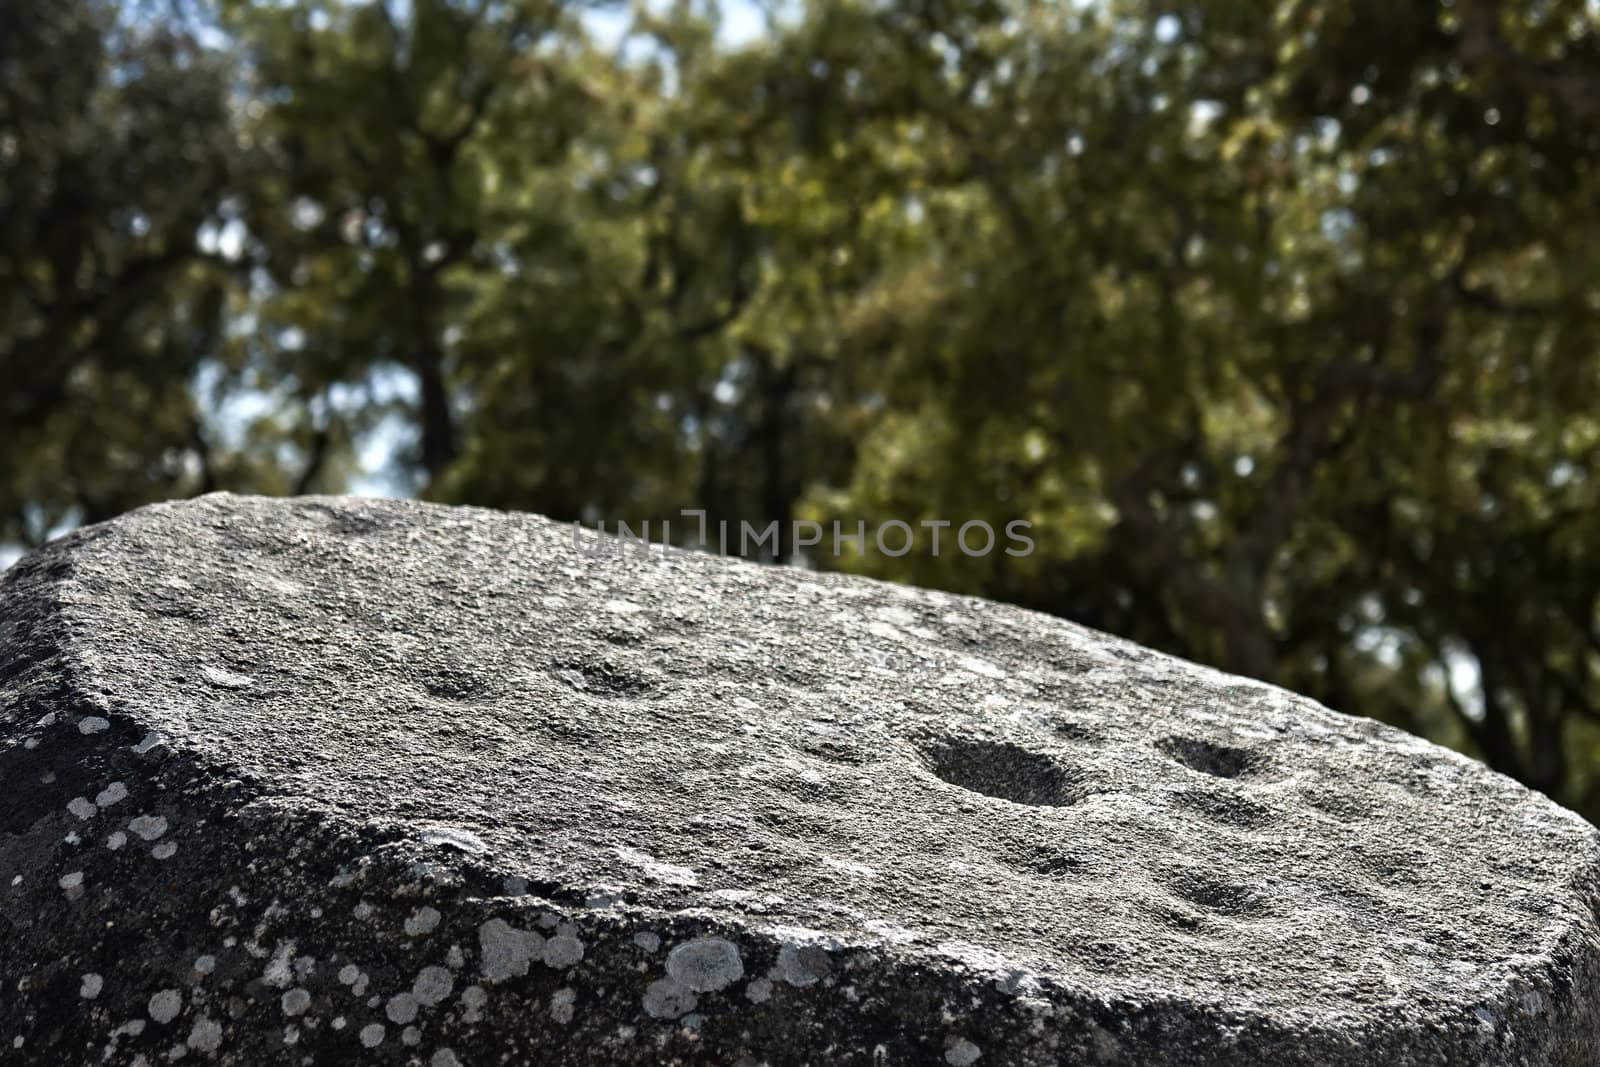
[921,738,1085,806]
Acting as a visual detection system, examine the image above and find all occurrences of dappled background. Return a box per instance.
[5,0,1600,816]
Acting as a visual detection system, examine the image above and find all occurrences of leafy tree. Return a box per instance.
[0,0,241,542]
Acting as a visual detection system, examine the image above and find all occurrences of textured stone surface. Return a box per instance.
[2,493,1599,1065]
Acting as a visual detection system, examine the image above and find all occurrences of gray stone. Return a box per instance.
[1,493,1598,1065]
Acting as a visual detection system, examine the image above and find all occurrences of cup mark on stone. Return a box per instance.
[920,738,1088,807]
[1008,844,1088,878]
[798,735,869,767]
[421,667,491,703]
[1156,735,1266,780]
[1171,789,1279,830]
[1300,787,1377,821]
[1049,720,1102,744]
[1163,869,1272,919]
[1143,899,1208,934]
[549,660,655,698]
[600,624,649,647]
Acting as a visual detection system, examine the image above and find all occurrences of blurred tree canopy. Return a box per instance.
[6,0,1600,815]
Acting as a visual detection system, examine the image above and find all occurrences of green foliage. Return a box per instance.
[1,0,241,532]
[7,0,1600,816]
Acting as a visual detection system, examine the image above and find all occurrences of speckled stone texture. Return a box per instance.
[2,495,1599,1066]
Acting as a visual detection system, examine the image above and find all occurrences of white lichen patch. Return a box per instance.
[79,974,103,999]
[431,1050,462,1067]
[128,814,168,841]
[67,797,97,820]
[412,966,454,1007]
[478,919,543,982]
[642,977,697,1020]
[186,1016,223,1053]
[59,871,84,890]
[405,907,441,936]
[152,840,178,860]
[95,782,129,808]
[148,989,183,1024]
[550,987,577,1024]
[945,1038,982,1065]
[775,943,831,988]
[106,832,127,851]
[745,978,773,1004]
[262,942,296,989]
[78,716,111,735]
[281,989,311,1016]
[543,933,584,970]
[459,986,488,1024]
[358,1023,385,1048]
[385,993,419,1024]
[193,955,216,976]
[132,731,164,754]
[632,931,661,953]
[665,938,744,993]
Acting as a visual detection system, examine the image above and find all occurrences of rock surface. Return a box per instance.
[2,493,1599,1066]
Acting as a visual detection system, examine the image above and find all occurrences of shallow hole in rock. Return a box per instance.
[1157,736,1264,779]
[421,666,492,702]
[1049,719,1101,743]
[1010,843,1089,877]
[550,659,655,698]
[1171,789,1278,830]
[921,739,1085,806]
[1165,870,1271,918]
